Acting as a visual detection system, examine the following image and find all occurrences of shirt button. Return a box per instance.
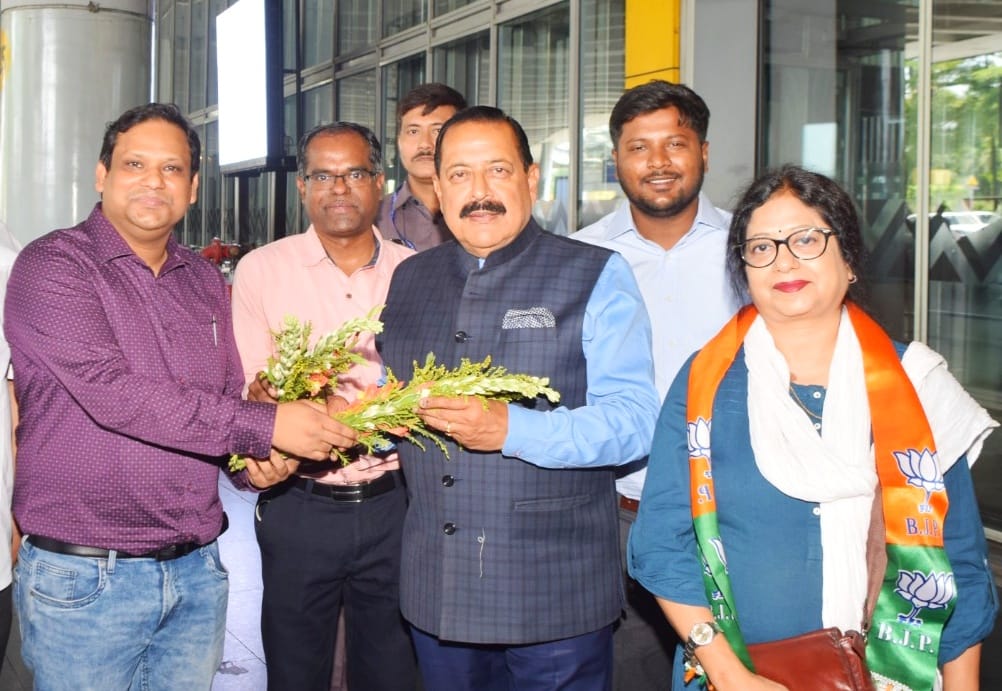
[454,331,469,343]
[443,522,457,535]
[345,293,352,300]
[814,422,821,430]
[441,475,454,487]
[812,507,821,516]
[812,391,822,399]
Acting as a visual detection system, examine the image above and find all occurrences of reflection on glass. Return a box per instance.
[207,0,225,106]
[158,4,174,102]
[761,1,916,339]
[577,0,624,229]
[337,71,377,130]
[185,123,205,246]
[190,0,207,111]
[434,0,476,16]
[283,0,297,70]
[304,83,334,129]
[927,5,1002,527]
[434,32,489,107]
[203,121,221,248]
[173,0,191,111]
[382,56,426,193]
[498,3,570,234]
[339,0,376,55]
[243,175,271,250]
[384,0,424,36]
[304,0,334,66]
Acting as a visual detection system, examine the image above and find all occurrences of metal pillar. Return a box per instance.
[0,0,152,246]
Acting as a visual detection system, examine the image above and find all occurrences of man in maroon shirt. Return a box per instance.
[3,103,356,690]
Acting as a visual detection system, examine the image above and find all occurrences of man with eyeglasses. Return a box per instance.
[574,80,744,690]
[231,122,417,691]
[376,83,467,251]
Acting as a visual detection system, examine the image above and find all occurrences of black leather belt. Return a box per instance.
[27,513,228,562]
[293,470,400,503]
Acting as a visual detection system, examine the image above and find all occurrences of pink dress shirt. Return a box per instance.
[231,225,414,484]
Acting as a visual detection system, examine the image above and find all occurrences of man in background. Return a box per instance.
[4,103,349,690]
[375,83,466,251]
[575,80,743,689]
[232,122,417,691]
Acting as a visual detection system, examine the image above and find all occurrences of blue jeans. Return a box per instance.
[14,538,228,691]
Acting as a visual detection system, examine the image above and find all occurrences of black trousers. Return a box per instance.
[255,481,417,691]
[614,504,678,690]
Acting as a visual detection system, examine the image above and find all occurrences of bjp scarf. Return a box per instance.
[686,302,954,691]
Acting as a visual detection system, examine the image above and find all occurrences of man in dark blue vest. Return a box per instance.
[378,106,661,690]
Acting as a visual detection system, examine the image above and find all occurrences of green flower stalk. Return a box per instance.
[330,353,561,464]
[228,307,383,472]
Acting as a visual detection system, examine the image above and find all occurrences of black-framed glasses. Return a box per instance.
[738,226,836,268]
[302,168,377,188]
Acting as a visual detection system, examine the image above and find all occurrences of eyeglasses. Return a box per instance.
[302,168,377,188]
[738,226,836,268]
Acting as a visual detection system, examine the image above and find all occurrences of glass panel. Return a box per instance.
[498,3,571,234]
[304,83,334,128]
[382,55,426,192]
[207,0,225,107]
[434,0,475,16]
[284,0,297,70]
[337,71,377,130]
[189,0,207,111]
[304,0,334,66]
[173,0,191,111]
[384,0,424,36]
[204,120,222,249]
[184,123,205,247]
[242,175,271,249]
[926,3,1002,528]
[761,1,916,340]
[338,0,376,55]
[284,93,298,159]
[158,2,175,102]
[577,0,625,229]
[433,32,489,106]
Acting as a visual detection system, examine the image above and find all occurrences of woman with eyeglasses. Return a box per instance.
[628,166,998,690]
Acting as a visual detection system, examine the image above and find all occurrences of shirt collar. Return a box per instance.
[603,192,729,243]
[89,203,188,272]
[301,224,384,269]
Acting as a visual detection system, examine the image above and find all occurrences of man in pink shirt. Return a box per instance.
[231,122,417,691]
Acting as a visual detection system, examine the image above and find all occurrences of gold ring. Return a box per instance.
[446,422,452,435]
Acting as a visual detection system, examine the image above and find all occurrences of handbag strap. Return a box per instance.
[862,489,887,633]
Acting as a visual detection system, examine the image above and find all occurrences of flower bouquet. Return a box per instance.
[228,308,383,472]
[329,353,560,464]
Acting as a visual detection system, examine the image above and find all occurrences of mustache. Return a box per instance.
[460,200,506,218]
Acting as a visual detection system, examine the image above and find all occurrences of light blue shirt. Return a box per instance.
[501,252,660,470]
[574,194,743,498]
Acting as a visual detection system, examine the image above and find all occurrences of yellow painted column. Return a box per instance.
[625,0,681,87]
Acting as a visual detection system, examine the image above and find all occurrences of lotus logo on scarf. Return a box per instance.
[687,418,712,469]
[894,570,955,626]
[893,448,944,514]
[699,546,726,601]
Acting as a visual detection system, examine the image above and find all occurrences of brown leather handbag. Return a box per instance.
[747,627,873,691]
[743,495,886,691]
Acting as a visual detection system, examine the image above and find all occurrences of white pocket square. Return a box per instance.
[502,307,556,329]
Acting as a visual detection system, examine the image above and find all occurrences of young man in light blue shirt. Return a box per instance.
[575,80,744,691]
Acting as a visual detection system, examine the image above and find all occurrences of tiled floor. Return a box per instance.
[0,474,269,690]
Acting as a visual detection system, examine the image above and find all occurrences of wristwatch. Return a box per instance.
[684,620,722,666]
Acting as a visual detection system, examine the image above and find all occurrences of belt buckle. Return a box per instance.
[153,544,180,561]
